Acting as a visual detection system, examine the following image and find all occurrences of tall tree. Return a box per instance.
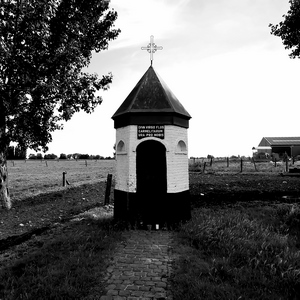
[0,0,120,209]
[269,0,300,58]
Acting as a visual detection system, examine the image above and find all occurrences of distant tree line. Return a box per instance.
[28,153,114,160]
[7,146,27,160]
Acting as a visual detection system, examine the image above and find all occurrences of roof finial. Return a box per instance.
[141,35,163,66]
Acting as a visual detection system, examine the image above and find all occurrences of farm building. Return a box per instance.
[255,137,300,159]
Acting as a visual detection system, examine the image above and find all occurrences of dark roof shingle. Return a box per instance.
[112,66,191,119]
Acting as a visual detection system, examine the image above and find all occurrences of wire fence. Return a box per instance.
[188,157,298,174]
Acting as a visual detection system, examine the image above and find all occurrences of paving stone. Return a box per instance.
[150,286,166,293]
[156,282,167,288]
[99,231,173,299]
[115,284,127,290]
[151,277,161,282]
[105,284,117,290]
[107,289,119,296]
[100,296,113,300]
[118,290,131,296]
[139,286,150,292]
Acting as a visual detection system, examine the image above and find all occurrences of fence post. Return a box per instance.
[63,171,67,187]
[274,158,277,167]
[104,174,113,205]
[227,157,229,167]
[240,158,243,173]
[210,157,213,167]
[252,157,257,171]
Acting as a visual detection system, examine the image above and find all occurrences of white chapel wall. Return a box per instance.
[165,125,189,193]
[115,125,137,192]
[115,124,189,194]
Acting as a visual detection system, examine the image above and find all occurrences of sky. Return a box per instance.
[44,0,300,158]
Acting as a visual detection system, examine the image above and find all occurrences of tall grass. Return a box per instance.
[171,204,300,299]
[0,218,125,300]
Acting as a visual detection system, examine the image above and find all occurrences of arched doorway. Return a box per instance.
[136,140,167,225]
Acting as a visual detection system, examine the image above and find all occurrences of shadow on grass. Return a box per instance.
[0,218,126,300]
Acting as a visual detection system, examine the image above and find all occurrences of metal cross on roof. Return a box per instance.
[141,35,163,66]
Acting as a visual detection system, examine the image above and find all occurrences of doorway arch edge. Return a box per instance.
[133,137,169,152]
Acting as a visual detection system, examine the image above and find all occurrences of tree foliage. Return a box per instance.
[269,0,300,58]
[0,0,120,153]
[0,0,119,209]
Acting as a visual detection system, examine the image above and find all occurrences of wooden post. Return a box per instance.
[203,162,206,173]
[210,157,213,166]
[274,158,277,167]
[63,171,67,187]
[104,174,112,205]
[227,157,229,167]
[252,157,257,171]
[240,158,243,173]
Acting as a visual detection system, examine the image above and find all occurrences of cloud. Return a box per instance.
[109,0,191,50]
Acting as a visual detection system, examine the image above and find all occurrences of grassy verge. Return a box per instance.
[171,203,300,299]
[0,218,125,300]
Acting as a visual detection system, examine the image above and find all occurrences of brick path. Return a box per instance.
[100,230,174,300]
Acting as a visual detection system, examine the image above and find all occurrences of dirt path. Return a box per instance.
[99,230,174,300]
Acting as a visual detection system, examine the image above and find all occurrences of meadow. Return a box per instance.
[1,159,300,299]
[6,159,115,202]
[188,157,289,174]
[6,158,293,203]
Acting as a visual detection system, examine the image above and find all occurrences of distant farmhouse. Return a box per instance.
[254,137,300,159]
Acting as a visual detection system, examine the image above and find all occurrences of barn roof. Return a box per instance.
[259,137,300,146]
[112,66,191,129]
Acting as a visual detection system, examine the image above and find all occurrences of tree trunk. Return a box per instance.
[0,93,11,209]
[0,151,11,210]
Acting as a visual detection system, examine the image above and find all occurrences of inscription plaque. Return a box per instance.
[137,125,165,139]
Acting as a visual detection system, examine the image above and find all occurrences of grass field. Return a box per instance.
[7,158,290,203]
[2,159,300,299]
[7,159,115,202]
[189,158,289,173]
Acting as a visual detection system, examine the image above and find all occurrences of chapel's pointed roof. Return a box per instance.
[112,66,191,129]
